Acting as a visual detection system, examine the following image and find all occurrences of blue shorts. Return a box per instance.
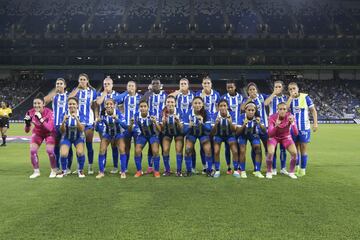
[259,131,268,142]
[292,129,311,143]
[186,134,210,143]
[102,133,124,141]
[163,134,184,140]
[55,126,62,140]
[60,136,85,147]
[136,135,159,146]
[85,124,94,131]
[123,129,138,139]
[213,135,237,144]
[238,134,261,145]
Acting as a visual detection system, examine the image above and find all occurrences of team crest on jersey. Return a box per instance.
[230,105,237,111]
[129,103,136,110]
[58,101,66,108]
[294,106,301,113]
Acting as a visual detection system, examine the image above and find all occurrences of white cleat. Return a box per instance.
[272,169,277,176]
[240,171,248,179]
[65,169,72,175]
[110,168,118,174]
[56,171,66,178]
[213,171,221,178]
[120,172,127,179]
[78,170,86,178]
[88,165,94,175]
[280,168,289,175]
[29,170,40,179]
[49,170,57,178]
[266,172,273,179]
[233,170,241,178]
[288,173,298,179]
[254,171,264,178]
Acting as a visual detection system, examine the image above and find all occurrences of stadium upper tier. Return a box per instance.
[0,0,359,36]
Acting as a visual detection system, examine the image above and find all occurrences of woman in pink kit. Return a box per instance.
[24,98,57,179]
[266,102,298,179]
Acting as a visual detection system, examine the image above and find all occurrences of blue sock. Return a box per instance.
[112,147,118,168]
[148,148,153,167]
[67,147,73,168]
[191,152,196,169]
[60,156,67,171]
[301,155,308,169]
[77,155,85,171]
[98,154,106,173]
[153,156,160,172]
[163,155,170,172]
[255,161,261,172]
[126,153,130,169]
[225,142,231,166]
[214,161,220,171]
[185,156,192,172]
[296,153,300,166]
[251,149,256,171]
[135,156,142,171]
[54,145,60,168]
[233,161,239,170]
[272,151,277,169]
[200,147,206,166]
[86,142,94,164]
[280,147,286,169]
[176,154,183,172]
[240,162,246,171]
[120,154,127,173]
[205,156,212,172]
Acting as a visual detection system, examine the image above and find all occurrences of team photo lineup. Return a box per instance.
[19,74,318,180]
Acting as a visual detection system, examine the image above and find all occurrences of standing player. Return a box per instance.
[95,77,122,174]
[183,97,213,177]
[122,81,142,172]
[287,82,318,177]
[132,100,162,178]
[24,98,57,179]
[264,80,288,175]
[44,78,73,172]
[237,102,266,178]
[266,102,298,179]
[0,101,12,146]
[96,98,128,179]
[56,97,86,178]
[211,100,238,178]
[221,80,243,174]
[69,73,97,174]
[160,96,184,176]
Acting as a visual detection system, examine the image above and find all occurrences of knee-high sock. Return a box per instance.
[77,155,85,171]
[98,154,106,173]
[67,147,73,169]
[30,147,39,169]
[135,156,142,171]
[233,160,239,171]
[86,142,94,164]
[272,145,278,169]
[289,155,296,173]
[153,156,160,172]
[46,145,56,169]
[205,156,212,172]
[225,142,231,166]
[185,156,192,172]
[60,156,67,171]
[301,155,308,169]
[54,144,60,169]
[163,155,170,172]
[239,162,246,172]
[176,154,183,172]
[112,146,118,168]
[191,151,196,169]
[266,153,274,173]
[214,161,220,171]
[147,147,153,168]
[120,154,127,173]
[280,145,287,169]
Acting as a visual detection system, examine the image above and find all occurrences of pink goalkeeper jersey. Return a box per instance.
[25,108,55,136]
[268,112,298,139]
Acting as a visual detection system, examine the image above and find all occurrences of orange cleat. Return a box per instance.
[134,171,143,178]
[154,171,161,178]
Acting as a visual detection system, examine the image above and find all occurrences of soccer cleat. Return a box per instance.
[120,172,126,179]
[175,171,183,177]
[280,168,289,175]
[213,171,221,178]
[162,171,171,176]
[56,171,65,178]
[96,172,105,179]
[202,168,207,175]
[297,168,306,177]
[272,169,277,176]
[207,169,215,177]
[288,173,298,179]
[66,169,72,175]
[146,167,154,174]
[254,171,264,178]
[191,168,197,174]
[266,172,273,179]
[154,171,161,178]
[240,171,248,178]
[110,168,118,174]
[226,167,232,175]
[134,171,143,178]
[233,170,241,178]
[29,171,40,179]
[88,165,94,175]
[78,171,86,178]
[49,170,57,178]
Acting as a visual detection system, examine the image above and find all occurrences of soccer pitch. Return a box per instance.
[0,124,359,240]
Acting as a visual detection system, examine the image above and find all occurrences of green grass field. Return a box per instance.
[0,124,359,240]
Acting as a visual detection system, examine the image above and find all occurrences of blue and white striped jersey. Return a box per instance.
[242,94,269,128]
[237,113,264,136]
[148,90,167,121]
[176,91,195,116]
[221,92,243,123]
[98,109,127,136]
[52,92,68,126]
[97,90,122,115]
[161,108,183,136]
[183,110,212,136]
[122,93,142,125]
[289,94,314,131]
[134,113,159,137]
[211,111,236,137]
[268,95,288,116]
[62,112,85,141]
[195,90,221,115]
[75,88,97,125]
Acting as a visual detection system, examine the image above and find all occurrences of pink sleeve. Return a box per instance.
[42,109,54,132]
[291,122,298,136]
[267,116,277,138]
